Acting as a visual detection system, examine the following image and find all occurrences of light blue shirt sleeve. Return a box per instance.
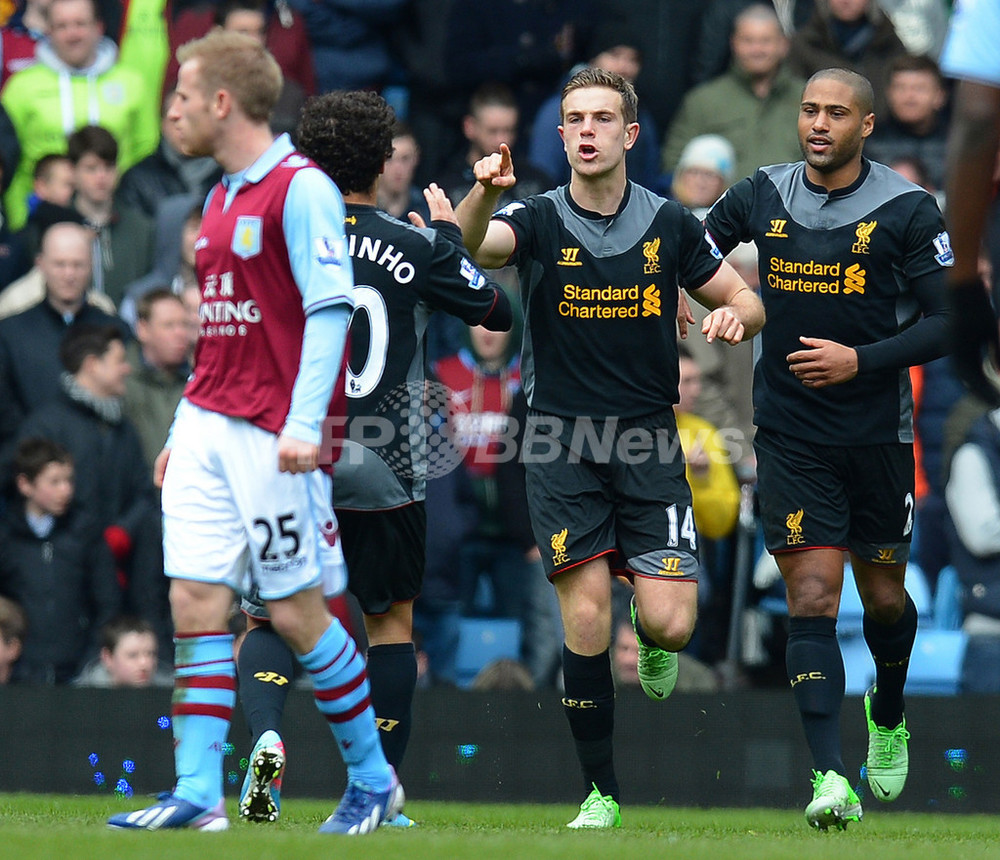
[283,166,355,313]
[283,303,351,445]
[941,0,1000,87]
[280,164,355,444]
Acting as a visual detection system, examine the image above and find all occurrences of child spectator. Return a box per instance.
[66,125,155,309]
[73,615,172,686]
[0,437,121,683]
[0,595,27,683]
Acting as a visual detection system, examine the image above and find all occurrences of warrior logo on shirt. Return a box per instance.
[232,216,262,259]
[851,221,877,255]
[551,528,570,565]
[765,219,788,238]
[558,247,582,266]
[643,238,661,274]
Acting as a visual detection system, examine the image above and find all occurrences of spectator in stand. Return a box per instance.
[678,240,758,483]
[123,289,190,473]
[435,323,563,688]
[0,102,19,194]
[284,0,405,94]
[164,0,315,101]
[945,401,1000,693]
[0,437,121,684]
[0,0,48,86]
[14,323,167,657]
[214,0,305,137]
[0,0,159,230]
[788,0,908,119]
[876,0,950,59]
[17,154,76,258]
[528,22,662,193]
[691,0,816,87]
[179,279,200,356]
[662,4,805,183]
[865,54,950,191]
[435,83,553,362]
[415,465,478,687]
[0,223,125,444]
[376,122,430,224]
[66,125,155,309]
[442,0,588,150]
[670,134,736,219]
[439,82,555,208]
[470,657,535,690]
[910,355,964,590]
[115,93,221,222]
[119,197,204,328]
[675,347,742,665]
[887,154,944,210]
[73,615,173,686]
[610,614,640,686]
[0,105,28,288]
[675,348,741,546]
[0,595,27,684]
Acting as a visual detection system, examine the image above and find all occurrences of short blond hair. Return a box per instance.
[176,30,282,123]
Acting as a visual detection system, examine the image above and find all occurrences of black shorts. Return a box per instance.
[523,409,700,582]
[754,427,914,565]
[338,502,426,616]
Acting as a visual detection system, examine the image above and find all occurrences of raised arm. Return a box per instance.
[688,260,765,345]
[455,142,518,269]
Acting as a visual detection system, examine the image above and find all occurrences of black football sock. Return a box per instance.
[237,624,296,741]
[562,645,619,802]
[786,615,846,776]
[366,642,417,771]
[863,592,917,728]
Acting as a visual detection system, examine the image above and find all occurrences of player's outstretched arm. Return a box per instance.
[455,142,517,269]
[689,261,764,344]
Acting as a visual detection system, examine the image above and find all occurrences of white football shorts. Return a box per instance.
[162,399,347,601]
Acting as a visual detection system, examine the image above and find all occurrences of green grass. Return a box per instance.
[2,794,1000,860]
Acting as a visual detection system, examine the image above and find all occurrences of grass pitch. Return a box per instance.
[3,794,1000,860]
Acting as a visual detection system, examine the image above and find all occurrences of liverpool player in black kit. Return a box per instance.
[236,91,511,827]
[705,68,952,830]
[456,67,764,827]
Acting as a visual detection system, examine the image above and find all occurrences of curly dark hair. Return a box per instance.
[297,91,396,196]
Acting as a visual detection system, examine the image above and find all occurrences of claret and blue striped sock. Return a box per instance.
[297,620,392,791]
[171,632,236,808]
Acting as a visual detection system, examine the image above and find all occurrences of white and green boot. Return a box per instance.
[804,769,863,831]
[630,597,678,701]
[864,687,910,802]
[566,784,622,829]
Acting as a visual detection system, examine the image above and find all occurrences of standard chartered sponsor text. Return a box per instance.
[560,283,643,318]
[768,257,843,294]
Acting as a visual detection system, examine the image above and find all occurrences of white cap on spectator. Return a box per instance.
[676,134,736,182]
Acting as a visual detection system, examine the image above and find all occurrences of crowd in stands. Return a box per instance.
[0,0,997,695]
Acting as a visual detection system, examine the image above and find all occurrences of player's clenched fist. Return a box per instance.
[702,307,745,345]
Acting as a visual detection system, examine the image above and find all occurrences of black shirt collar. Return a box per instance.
[563,180,632,220]
[801,157,872,199]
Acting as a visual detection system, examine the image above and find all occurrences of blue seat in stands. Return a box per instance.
[454,618,521,689]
